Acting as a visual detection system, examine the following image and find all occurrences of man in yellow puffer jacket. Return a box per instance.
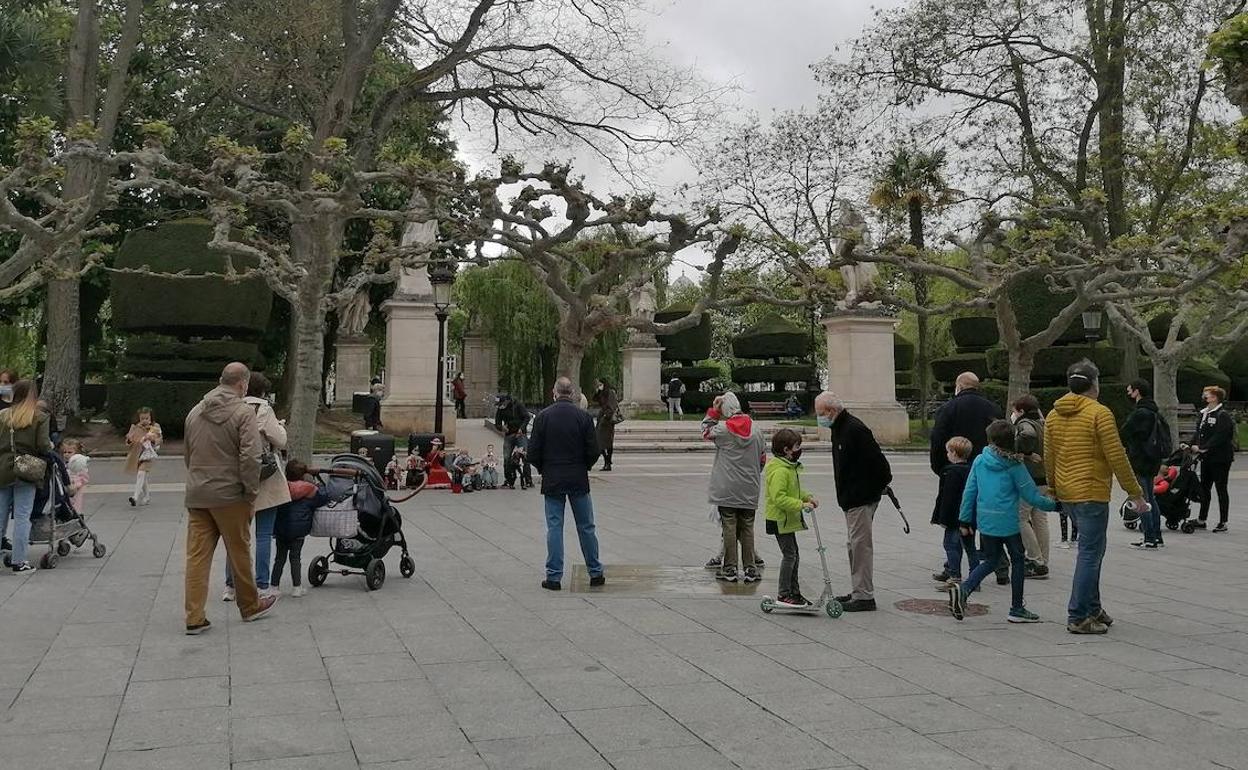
[1044,359,1145,637]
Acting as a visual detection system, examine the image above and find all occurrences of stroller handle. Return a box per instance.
[313,466,427,503]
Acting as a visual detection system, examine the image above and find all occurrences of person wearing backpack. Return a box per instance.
[1012,395,1050,578]
[1121,379,1168,548]
[666,377,687,420]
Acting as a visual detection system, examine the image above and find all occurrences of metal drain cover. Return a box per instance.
[894,598,990,616]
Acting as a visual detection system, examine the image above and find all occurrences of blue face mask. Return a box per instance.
[816,415,833,428]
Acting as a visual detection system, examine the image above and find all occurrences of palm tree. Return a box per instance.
[0,10,61,118]
[868,147,958,429]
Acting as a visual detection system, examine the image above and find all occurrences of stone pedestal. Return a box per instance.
[333,335,373,407]
[821,311,909,444]
[462,332,499,418]
[621,345,666,415]
[380,266,455,444]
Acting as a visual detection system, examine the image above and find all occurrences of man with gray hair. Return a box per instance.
[182,363,276,635]
[527,376,605,591]
[815,391,892,612]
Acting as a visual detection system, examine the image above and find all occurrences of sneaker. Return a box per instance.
[742,566,760,583]
[1008,607,1041,623]
[1057,540,1071,549]
[541,580,561,591]
[1213,523,1228,533]
[777,595,806,608]
[935,577,961,592]
[1194,520,1208,529]
[1067,617,1109,635]
[242,595,277,622]
[715,566,739,583]
[932,569,951,583]
[793,593,814,607]
[1024,562,1049,580]
[185,620,211,636]
[10,562,35,573]
[589,575,606,587]
[260,587,281,599]
[949,586,966,621]
[292,585,307,598]
[128,497,136,507]
[704,556,723,570]
[1142,542,1159,549]
[221,587,235,602]
[1095,609,1114,627]
[1156,540,1165,548]
[754,557,765,568]
[1130,540,1148,548]
[842,598,877,612]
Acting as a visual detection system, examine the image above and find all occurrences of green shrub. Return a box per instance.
[1229,375,1248,402]
[732,313,809,360]
[683,391,715,411]
[660,365,720,384]
[985,345,1124,383]
[1005,277,1083,344]
[1219,336,1248,378]
[119,357,230,378]
[894,334,915,371]
[896,386,920,401]
[1178,360,1231,407]
[106,379,215,436]
[1147,313,1191,346]
[895,370,914,386]
[126,335,261,363]
[930,353,989,384]
[655,306,714,364]
[111,219,273,337]
[949,316,999,353]
[731,364,817,385]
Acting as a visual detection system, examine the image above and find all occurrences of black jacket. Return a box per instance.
[275,487,329,540]
[1196,406,1236,466]
[527,399,601,495]
[1120,398,1164,478]
[931,461,971,529]
[930,389,1003,474]
[495,399,530,436]
[830,410,893,511]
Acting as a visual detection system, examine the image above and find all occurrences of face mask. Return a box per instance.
[0,385,12,399]
[789,448,803,462]
[816,415,833,428]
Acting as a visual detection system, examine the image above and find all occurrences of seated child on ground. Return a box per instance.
[480,444,500,489]
[273,459,329,597]
[931,436,977,588]
[451,448,481,492]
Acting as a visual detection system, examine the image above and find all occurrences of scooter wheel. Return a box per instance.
[825,600,843,619]
[760,597,774,614]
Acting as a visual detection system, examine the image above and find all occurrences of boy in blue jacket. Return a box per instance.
[950,420,1057,622]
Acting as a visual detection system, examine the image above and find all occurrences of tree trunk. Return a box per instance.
[42,274,81,422]
[916,312,930,427]
[1152,356,1181,446]
[1095,0,1129,239]
[1116,320,1140,382]
[284,220,341,460]
[1006,347,1035,405]
[556,339,586,384]
[907,198,930,428]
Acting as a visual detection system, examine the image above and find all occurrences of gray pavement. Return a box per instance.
[4,430,1248,769]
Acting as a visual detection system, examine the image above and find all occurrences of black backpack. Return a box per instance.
[1142,411,1173,464]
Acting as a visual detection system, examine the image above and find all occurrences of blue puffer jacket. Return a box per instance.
[959,446,1057,537]
[275,481,329,540]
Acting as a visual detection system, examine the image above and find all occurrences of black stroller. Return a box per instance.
[1158,448,1205,533]
[307,453,420,591]
[3,452,106,570]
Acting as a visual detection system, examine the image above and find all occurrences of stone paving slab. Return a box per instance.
[4,441,1248,768]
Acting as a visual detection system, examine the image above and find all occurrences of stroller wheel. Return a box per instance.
[1124,520,1138,530]
[39,552,58,570]
[56,540,72,557]
[399,555,416,579]
[92,542,106,558]
[1166,521,1180,531]
[365,559,386,591]
[1180,521,1197,534]
[309,556,329,587]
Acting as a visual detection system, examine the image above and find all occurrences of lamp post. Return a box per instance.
[1081,307,1104,343]
[429,263,455,435]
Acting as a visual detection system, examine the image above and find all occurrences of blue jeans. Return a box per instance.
[1068,502,1109,623]
[942,526,979,579]
[962,533,1026,611]
[544,493,602,582]
[1,482,37,566]
[225,506,276,590]
[1137,474,1162,544]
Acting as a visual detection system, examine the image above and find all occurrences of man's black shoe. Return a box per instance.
[1024,562,1049,579]
[834,593,853,604]
[841,598,877,612]
[589,575,606,587]
[541,580,561,591]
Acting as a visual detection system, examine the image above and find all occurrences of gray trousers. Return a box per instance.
[844,503,877,601]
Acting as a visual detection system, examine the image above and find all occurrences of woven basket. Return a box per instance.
[311,505,359,538]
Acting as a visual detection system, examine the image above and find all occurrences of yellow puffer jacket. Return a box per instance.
[1044,393,1143,503]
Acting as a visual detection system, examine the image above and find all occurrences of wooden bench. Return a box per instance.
[1177,404,1198,443]
[748,401,787,418]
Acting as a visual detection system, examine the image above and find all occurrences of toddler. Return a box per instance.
[931,436,977,589]
[763,428,818,607]
[61,438,90,512]
[125,407,162,507]
[273,459,328,597]
[480,444,500,489]
[451,448,480,492]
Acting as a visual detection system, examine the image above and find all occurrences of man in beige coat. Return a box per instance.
[183,363,277,634]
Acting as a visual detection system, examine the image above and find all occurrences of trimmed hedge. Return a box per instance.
[732,313,809,360]
[1219,336,1248,378]
[1178,360,1231,406]
[930,353,989,384]
[1005,277,1084,344]
[81,384,107,412]
[1229,375,1248,402]
[894,334,915,371]
[683,391,716,411]
[1147,313,1191,346]
[731,364,817,385]
[985,345,1124,383]
[896,386,920,401]
[119,357,231,378]
[126,336,261,363]
[895,370,914,386]
[950,316,999,353]
[111,219,273,337]
[106,379,215,436]
[661,366,720,384]
[979,379,1134,423]
[654,306,714,364]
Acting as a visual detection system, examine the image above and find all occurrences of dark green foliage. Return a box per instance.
[930,353,990,384]
[1005,278,1084,344]
[81,384,107,412]
[111,219,273,337]
[732,313,809,360]
[1178,360,1231,406]
[1147,313,1191,346]
[126,336,261,363]
[980,379,1132,423]
[683,392,716,412]
[731,365,818,385]
[1229,376,1248,402]
[106,380,215,436]
[949,316,999,353]
[894,334,915,371]
[896,386,920,401]
[985,345,1124,383]
[895,370,914,386]
[119,358,232,378]
[1218,336,1248,377]
[655,306,713,364]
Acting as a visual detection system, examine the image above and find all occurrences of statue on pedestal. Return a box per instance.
[834,200,882,311]
[626,280,659,346]
[339,291,372,338]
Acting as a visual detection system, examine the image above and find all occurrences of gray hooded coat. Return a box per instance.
[702,393,767,509]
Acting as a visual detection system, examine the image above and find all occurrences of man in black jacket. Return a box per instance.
[929,372,1003,475]
[816,391,892,612]
[528,377,605,591]
[495,393,531,489]
[1121,379,1167,547]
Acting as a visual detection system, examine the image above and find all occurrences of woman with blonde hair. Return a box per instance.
[1,380,52,572]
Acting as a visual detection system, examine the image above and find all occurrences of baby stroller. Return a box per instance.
[307,453,421,591]
[1157,448,1205,533]
[3,452,106,570]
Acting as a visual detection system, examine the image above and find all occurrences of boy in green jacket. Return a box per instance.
[764,428,819,607]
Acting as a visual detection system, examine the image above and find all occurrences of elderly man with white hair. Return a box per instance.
[815,391,893,612]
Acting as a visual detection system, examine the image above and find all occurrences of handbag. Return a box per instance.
[251,404,280,480]
[8,420,46,483]
[612,407,625,425]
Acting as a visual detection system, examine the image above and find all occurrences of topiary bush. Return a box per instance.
[682,391,716,412]
[661,365,721,384]
[894,334,915,371]
[119,358,231,378]
[732,313,809,360]
[126,335,261,364]
[896,386,920,401]
[1218,337,1248,393]
[895,370,914,386]
[950,316,999,353]
[1178,360,1231,407]
[655,306,713,363]
[1005,277,1084,344]
[731,364,817,385]
[111,219,273,337]
[930,353,990,385]
[106,379,215,436]
[1147,313,1191,346]
[985,345,1124,383]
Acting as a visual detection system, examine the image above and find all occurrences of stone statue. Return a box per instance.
[835,200,881,310]
[627,280,659,345]
[340,291,372,337]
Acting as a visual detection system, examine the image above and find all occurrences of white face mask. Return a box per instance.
[0,384,12,400]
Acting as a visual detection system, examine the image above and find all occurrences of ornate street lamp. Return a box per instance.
[1081,307,1104,343]
[429,262,455,434]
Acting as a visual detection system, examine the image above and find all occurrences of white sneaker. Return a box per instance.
[292,585,307,598]
[221,587,235,602]
[1057,541,1072,550]
[261,587,281,599]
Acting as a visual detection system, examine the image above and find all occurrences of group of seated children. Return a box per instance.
[381,442,504,493]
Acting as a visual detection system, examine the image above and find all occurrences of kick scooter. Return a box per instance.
[760,505,843,618]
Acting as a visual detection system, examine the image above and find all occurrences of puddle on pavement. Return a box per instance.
[894,598,989,616]
[567,564,763,595]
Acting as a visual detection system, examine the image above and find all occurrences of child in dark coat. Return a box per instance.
[273,459,328,597]
[932,437,977,589]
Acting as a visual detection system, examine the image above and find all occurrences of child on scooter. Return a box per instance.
[763,428,818,608]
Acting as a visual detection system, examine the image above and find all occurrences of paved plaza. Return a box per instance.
[3,431,1248,769]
